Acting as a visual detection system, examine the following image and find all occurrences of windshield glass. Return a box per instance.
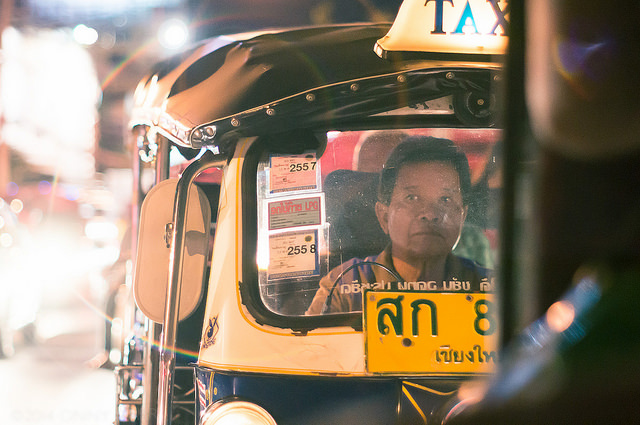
[256,128,501,318]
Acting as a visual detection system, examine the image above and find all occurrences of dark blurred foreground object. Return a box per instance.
[527,0,640,308]
[442,0,640,423]
[445,263,640,424]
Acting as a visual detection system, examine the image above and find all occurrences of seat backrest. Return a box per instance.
[323,170,388,267]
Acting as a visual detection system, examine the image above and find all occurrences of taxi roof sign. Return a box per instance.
[375,0,509,59]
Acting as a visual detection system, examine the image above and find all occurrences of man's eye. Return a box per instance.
[406,194,419,201]
[440,196,452,203]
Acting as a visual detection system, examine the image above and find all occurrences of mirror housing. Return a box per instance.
[133,178,211,323]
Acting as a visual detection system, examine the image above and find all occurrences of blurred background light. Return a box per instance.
[25,0,182,19]
[7,181,19,196]
[37,180,52,195]
[84,216,119,241]
[63,184,81,201]
[0,25,100,184]
[10,199,24,214]
[0,232,13,248]
[72,23,98,45]
[157,18,189,50]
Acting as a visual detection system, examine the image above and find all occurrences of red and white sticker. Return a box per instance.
[268,196,322,230]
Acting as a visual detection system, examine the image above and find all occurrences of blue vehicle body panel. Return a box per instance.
[195,367,464,424]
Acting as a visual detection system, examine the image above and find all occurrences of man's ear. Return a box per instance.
[375,201,390,235]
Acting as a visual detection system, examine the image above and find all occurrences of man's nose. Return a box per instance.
[416,202,442,222]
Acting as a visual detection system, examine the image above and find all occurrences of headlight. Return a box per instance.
[201,400,277,425]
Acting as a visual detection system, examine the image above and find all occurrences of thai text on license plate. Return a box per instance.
[364,290,499,375]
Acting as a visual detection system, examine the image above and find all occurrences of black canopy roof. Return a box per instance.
[131,23,501,150]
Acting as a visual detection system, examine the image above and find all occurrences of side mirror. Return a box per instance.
[133,178,211,323]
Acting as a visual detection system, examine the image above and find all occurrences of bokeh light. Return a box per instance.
[7,181,19,196]
[9,199,24,214]
[157,18,189,50]
[546,300,576,333]
[37,180,53,195]
[72,24,99,45]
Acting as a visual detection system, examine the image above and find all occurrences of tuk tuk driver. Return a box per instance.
[307,136,492,314]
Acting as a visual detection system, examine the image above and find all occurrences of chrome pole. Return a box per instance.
[157,149,223,425]
[141,133,170,425]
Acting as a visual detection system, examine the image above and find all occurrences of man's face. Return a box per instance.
[376,161,467,263]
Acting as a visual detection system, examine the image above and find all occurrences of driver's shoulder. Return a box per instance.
[450,254,493,279]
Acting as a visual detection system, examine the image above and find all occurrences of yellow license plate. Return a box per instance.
[364,291,499,375]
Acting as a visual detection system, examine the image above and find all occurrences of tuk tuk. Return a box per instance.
[116,0,509,423]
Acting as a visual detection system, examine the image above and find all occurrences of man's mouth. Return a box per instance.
[412,227,443,238]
